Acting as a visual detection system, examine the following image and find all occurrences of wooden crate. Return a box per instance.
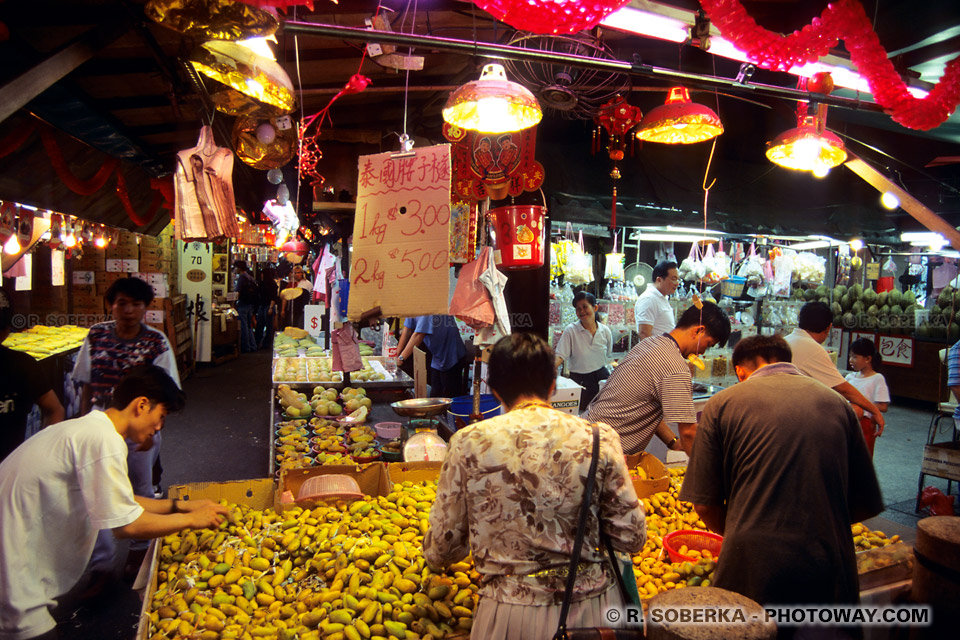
[163,294,194,381]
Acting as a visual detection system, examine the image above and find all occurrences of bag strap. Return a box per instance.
[554,425,601,640]
[602,532,631,604]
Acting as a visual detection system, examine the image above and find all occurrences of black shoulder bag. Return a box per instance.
[552,425,644,640]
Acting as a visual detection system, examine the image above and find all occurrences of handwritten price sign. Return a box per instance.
[878,334,914,367]
[347,145,452,320]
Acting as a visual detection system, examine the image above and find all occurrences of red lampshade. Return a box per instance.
[636,87,724,144]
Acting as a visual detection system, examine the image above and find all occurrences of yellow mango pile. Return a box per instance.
[147,481,478,640]
[628,467,898,599]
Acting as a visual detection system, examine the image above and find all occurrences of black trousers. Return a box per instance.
[569,366,610,411]
[431,362,466,398]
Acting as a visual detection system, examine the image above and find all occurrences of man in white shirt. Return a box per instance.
[0,365,228,640]
[635,261,680,339]
[784,301,885,433]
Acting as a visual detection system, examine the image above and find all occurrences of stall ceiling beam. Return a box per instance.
[281,20,887,114]
[845,155,960,249]
[0,20,130,126]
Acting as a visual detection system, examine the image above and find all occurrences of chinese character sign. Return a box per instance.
[348,145,452,320]
[878,335,914,367]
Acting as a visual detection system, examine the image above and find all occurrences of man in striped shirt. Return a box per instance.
[584,302,731,455]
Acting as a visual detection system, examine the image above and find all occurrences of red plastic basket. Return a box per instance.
[662,530,723,564]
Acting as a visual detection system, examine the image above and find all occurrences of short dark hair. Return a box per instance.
[572,291,597,307]
[0,289,12,332]
[488,332,556,407]
[850,337,882,368]
[112,364,185,412]
[732,335,792,369]
[105,276,154,306]
[653,261,678,282]
[798,301,833,333]
[676,301,731,347]
[234,260,249,272]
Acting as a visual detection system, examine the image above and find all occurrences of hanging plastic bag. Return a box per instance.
[772,251,796,297]
[565,231,594,285]
[678,242,705,282]
[450,247,496,329]
[712,240,732,279]
[701,243,722,285]
[795,252,826,284]
[604,229,625,281]
[737,243,765,286]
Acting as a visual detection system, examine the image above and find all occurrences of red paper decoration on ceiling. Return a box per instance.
[472,0,631,35]
[700,0,960,131]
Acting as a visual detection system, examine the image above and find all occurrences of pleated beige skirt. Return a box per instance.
[472,585,626,640]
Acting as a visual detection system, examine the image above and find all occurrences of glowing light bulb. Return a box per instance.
[64,232,77,248]
[881,192,900,209]
[812,164,830,178]
[850,239,863,252]
[4,234,21,255]
[476,97,509,131]
[792,137,822,167]
[95,236,108,248]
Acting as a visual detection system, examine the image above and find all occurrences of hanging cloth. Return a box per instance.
[175,126,241,241]
[331,322,362,373]
[477,247,511,344]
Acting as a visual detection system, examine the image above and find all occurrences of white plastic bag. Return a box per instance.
[604,229,625,281]
[772,251,796,297]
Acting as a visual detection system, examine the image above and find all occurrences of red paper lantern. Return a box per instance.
[472,0,631,35]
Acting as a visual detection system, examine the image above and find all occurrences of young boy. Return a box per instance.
[0,365,228,640]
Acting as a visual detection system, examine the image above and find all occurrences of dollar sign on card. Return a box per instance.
[311,317,318,330]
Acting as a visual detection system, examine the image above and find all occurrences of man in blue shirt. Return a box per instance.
[397,315,467,397]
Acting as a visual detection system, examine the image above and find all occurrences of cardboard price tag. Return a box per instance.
[347,145,451,320]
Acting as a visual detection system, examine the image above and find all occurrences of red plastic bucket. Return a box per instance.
[490,205,545,270]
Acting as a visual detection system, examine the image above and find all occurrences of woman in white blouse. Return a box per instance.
[554,291,614,410]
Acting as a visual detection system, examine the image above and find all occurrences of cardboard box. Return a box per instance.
[139,246,162,260]
[139,258,163,272]
[549,375,583,415]
[385,461,443,485]
[134,479,278,639]
[72,271,95,285]
[856,541,914,590]
[77,255,106,270]
[921,441,960,482]
[624,452,670,498]
[107,245,139,259]
[277,463,391,511]
[95,271,124,285]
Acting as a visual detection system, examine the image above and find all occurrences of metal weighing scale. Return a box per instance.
[390,398,452,462]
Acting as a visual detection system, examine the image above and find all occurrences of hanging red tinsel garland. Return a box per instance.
[0,118,171,224]
[472,0,631,35]
[700,0,960,131]
[116,172,168,227]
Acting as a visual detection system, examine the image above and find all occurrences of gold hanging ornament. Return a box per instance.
[190,40,296,117]
[231,115,297,169]
[145,0,279,40]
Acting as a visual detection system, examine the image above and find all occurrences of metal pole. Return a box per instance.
[281,20,886,114]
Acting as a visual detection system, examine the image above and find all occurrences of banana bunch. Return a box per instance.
[148,480,480,640]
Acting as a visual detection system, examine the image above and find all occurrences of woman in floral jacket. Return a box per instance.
[424,332,646,639]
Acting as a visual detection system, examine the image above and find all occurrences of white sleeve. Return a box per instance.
[76,438,144,529]
[803,348,847,389]
[874,376,891,403]
[604,325,614,361]
[72,337,93,384]
[635,295,656,326]
[555,326,574,362]
[153,333,181,388]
